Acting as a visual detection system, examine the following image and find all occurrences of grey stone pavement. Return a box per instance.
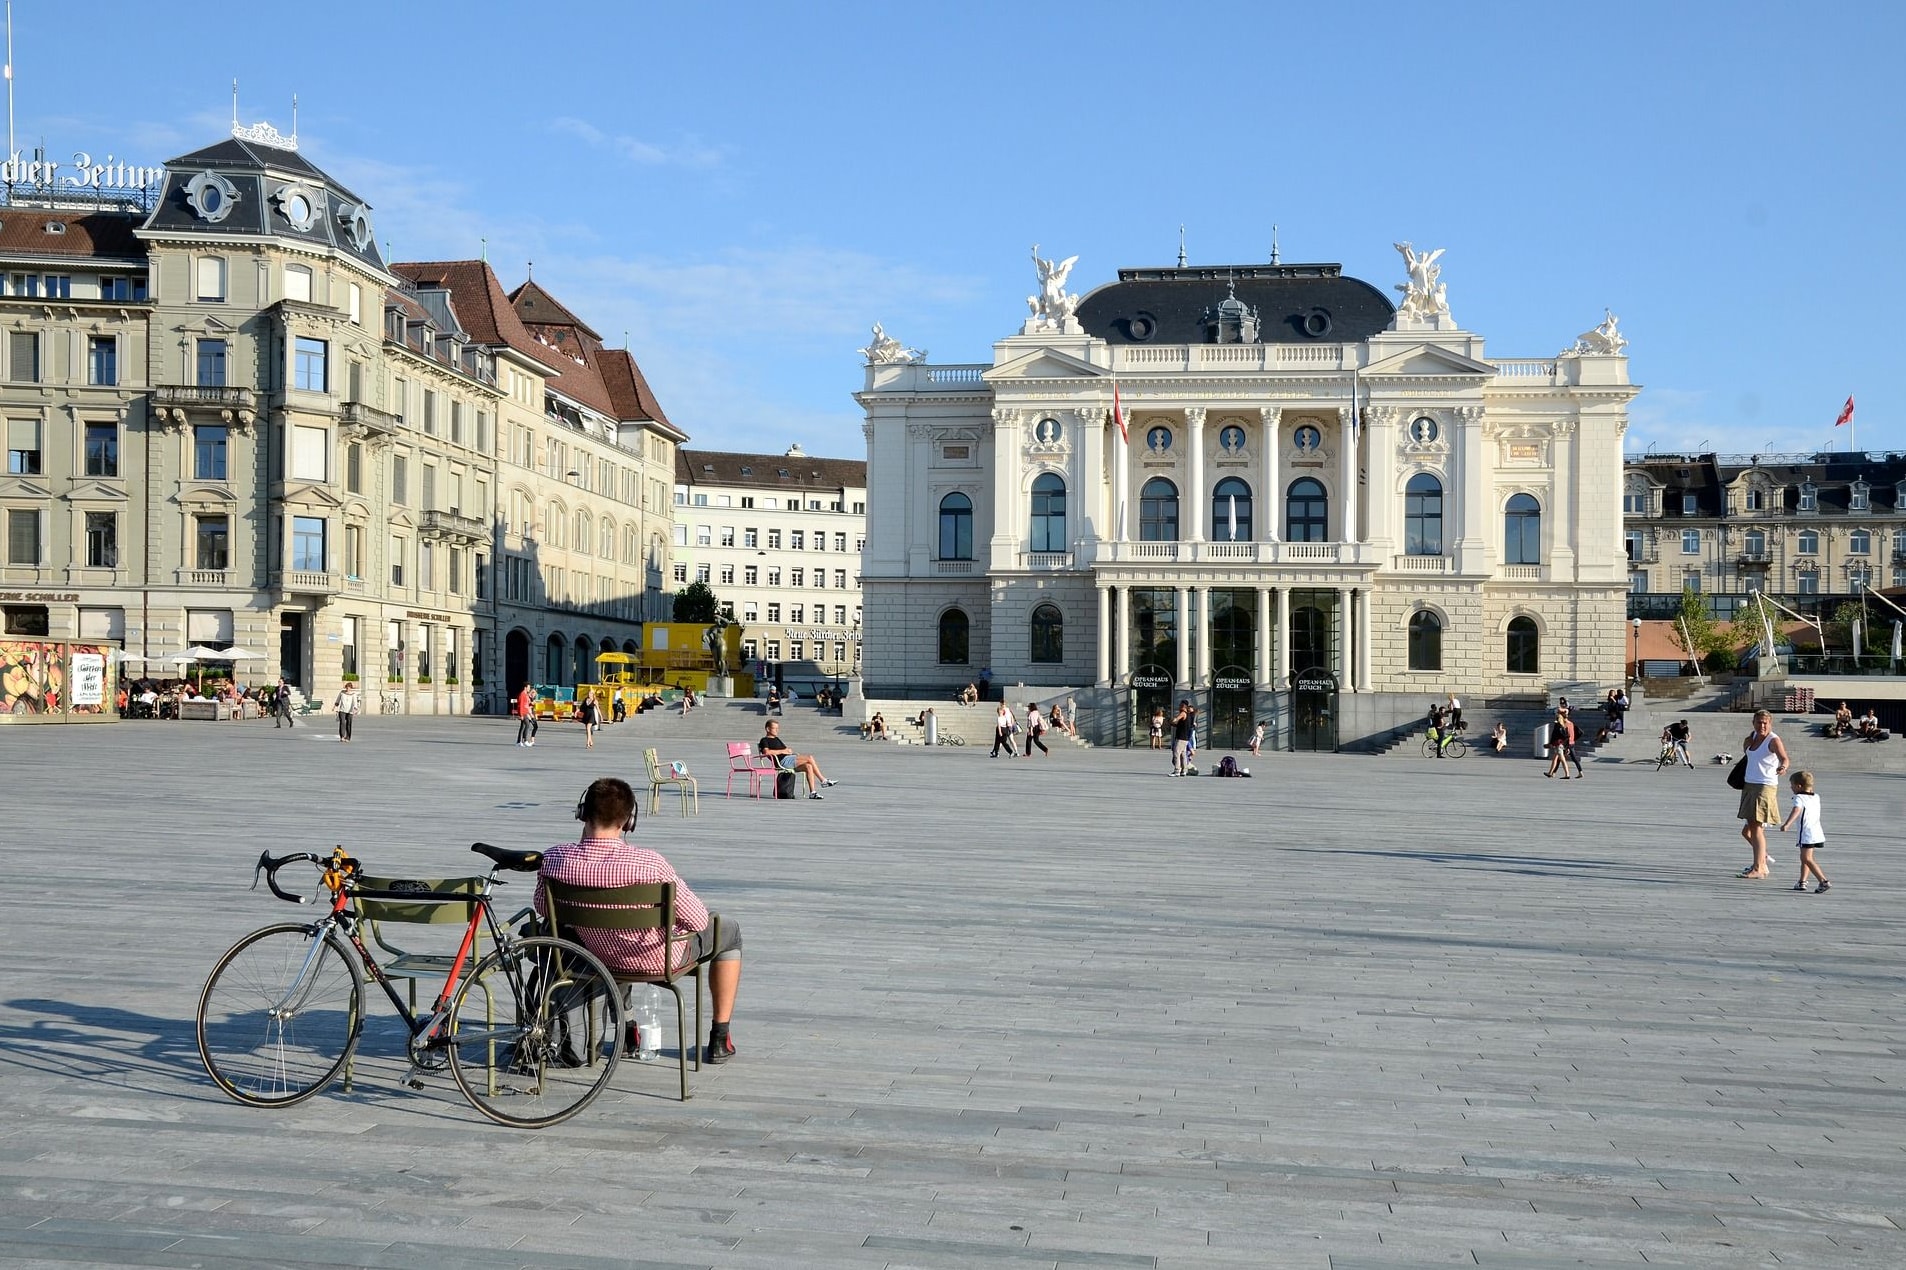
[1,703,1903,1269]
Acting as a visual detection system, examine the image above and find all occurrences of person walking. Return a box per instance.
[1022,702,1050,758]
[1736,709,1788,878]
[1249,720,1264,756]
[1169,701,1195,776]
[990,701,1017,758]
[580,693,601,749]
[1149,706,1166,750]
[1064,695,1077,736]
[1545,708,1577,779]
[333,682,360,743]
[1780,771,1830,893]
[274,676,295,729]
[515,684,538,747]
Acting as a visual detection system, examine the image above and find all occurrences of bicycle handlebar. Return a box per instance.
[251,847,359,905]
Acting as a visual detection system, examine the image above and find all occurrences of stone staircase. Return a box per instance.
[860,698,1092,749]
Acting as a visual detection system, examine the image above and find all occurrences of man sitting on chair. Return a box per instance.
[757,719,837,799]
[535,777,744,1065]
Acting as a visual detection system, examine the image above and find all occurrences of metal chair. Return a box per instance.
[724,742,774,798]
[643,747,700,815]
[539,879,717,1101]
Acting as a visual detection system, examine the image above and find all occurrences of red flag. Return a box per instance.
[1835,395,1855,427]
[1111,380,1128,444]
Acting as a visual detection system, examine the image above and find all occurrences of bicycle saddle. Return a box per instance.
[471,842,543,872]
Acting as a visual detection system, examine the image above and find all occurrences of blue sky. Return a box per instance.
[15,1,1903,461]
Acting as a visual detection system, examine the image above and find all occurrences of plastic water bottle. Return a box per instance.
[634,986,661,1062]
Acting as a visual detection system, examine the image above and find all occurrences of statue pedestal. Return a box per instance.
[707,675,734,699]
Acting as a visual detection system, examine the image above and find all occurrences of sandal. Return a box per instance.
[1737,868,1768,879]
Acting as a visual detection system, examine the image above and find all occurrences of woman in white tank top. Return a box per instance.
[1736,709,1789,878]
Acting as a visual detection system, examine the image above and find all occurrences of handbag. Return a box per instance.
[1725,755,1748,790]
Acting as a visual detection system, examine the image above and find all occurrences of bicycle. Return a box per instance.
[196,844,624,1128]
[1422,729,1468,759]
[381,692,402,715]
[1656,737,1692,770]
[936,734,966,746]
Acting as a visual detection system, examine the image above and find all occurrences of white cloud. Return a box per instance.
[550,117,724,169]
[1625,387,1832,459]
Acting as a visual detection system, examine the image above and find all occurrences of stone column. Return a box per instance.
[1335,587,1352,687]
[1273,588,1289,685]
[1453,404,1487,573]
[1259,407,1282,541]
[1362,406,1402,554]
[1078,407,1105,564]
[1113,418,1130,543]
[989,406,1021,572]
[1096,584,1111,684]
[1186,407,1207,543]
[1114,587,1130,681]
[1337,407,1358,545]
[1194,584,1211,686]
[1175,586,1190,687]
[1256,586,1272,686]
[1355,589,1372,691]
[1549,416,1578,580]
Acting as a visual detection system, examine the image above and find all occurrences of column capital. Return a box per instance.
[991,406,1022,428]
[1455,404,1486,425]
[1258,406,1282,427]
[1184,406,1208,428]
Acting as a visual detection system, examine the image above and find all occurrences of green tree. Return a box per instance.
[672,580,719,623]
[1672,586,1725,659]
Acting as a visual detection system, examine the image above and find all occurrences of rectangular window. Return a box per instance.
[1629,570,1647,594]
[475,553,489,600]
[84,511,118,568]
[834,605,847,625]
[7,509,40,564]
[284,265,312,303]
[791,605,805,624]
[290,425,329,481]
[765,639,781,661]
[195,514,229,570]
[8,331,39,383]
[293,337,328,392]
[85,423,119,476]
[1852,486,1871,511]
[1681,529,1700,554]
[87,336,118,386]
[291,516,325,571]
[1684,569,1701,593]
[741,496,755,509]
[743,605,758,623]
[767,568,781,586]
[790,568,804,587]
[720,565,733,584]
[423,391,437,434]
[696,524,711,547]
[720,526,735,547]
[450,401,463,445]
[672,562,687,584]
[392,378,408,424]
[196,339,228,387]
[789,640,804,661]
[1797,570,1819,595]
[194,426,228,480]
[767,603,781,622]
[347,282,362,325]
[341,615,359,677]
[834,533,847,552]
[344,524,363,579]
[791,530,805,550]
[451,474,463,515]
[767,529,782,549]
[477,411,492,453]
[419,541,435,590]
[834,569,847,588]
[1681,493,1697,514]
[390,535,406,586]
[7,419,41,474]
[695,563,710,584]
[346,442,363,493]
[743,528,758,548]
[195,256,226,302]
[422,463,437,511]
[744,566,758,585]
[100,275,149,302]
[392,455,408,505]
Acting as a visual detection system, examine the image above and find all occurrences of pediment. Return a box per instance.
[62,481,130,503]
[176,485,239,509]
[1362,344,1496,379]
[0,476,55,498]
[279,482,347,511]
[387,509,416,530]
[985,348,1105,382]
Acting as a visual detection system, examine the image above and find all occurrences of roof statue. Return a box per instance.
[1563,309,1628,357]
[1392,241,1451,322]
[1025,245,1082,331]
[859,322,925,365]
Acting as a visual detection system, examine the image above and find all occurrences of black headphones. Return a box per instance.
[575,780,638,833]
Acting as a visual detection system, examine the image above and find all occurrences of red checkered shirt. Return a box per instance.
[532,837,710,976]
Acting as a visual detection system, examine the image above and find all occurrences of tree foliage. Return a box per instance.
[673,580,719,624]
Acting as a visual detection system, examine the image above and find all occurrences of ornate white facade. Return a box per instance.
[857,250,1638,744]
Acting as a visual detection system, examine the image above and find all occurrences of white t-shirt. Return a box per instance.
[1791,792,1824,845]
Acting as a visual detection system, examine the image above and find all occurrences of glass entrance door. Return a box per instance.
[1292,666,1338,752]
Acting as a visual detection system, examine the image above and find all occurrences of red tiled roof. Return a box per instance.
[508,278,599,339]
[678,448,866,490]
[0,208,145,260]
[598,347,678,435]
[392,260,562,373]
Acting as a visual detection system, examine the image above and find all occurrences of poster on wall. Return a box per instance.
[0,641,57,714]
[70,652,106,707]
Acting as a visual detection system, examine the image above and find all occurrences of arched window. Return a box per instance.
[546,503,566,549]
[1030,603,1063,663]
[938,493,972,560]
[574,635,592,685]
[574,511,592,556]
[545,633,567,684]
[1212,477,1253,542]
[1404,473,1443,555]
[1505,494,1541,565]
[1506,616,1540,674]
[1139,477,1179,541]
[938,608,969,664]
[1029,474,1066,552]
[1408,610,1442,671]
[601,517,615,559]
[1286,478,1328,542]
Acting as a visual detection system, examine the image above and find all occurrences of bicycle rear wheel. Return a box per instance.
[197,923,363,1107]
[447,935,623,1128]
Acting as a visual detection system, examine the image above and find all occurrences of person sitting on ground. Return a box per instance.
[766,686,782,715]
[870,712,888,740]
[1859,707,1880,738]
[536,777,745,1065]
[959,682,979,706]
[1490,721,1508,753]
[913,707,932,728]
[1049,703,1068,737]
[1832,701,1853,738]
[757,719,836,799]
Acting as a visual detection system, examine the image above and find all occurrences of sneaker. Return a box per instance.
[1815,880,1832,893]
[821,779,838,787]
[808,791,825,800]
[705,1033,736,1065]
[1792,881,1808,892]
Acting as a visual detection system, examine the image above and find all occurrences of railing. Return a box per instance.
[1502,564,1544,581]
[933,559,974,575]
[421,510,487,541]
[1094,541,1371,566]
[862,363,990,393]
[274,569,340,595]
[1021,552,1072,570]
[1109,344,1346,373]
[176,568,229,585]
[1490,359,1560,379]
[153,385,256,410]
[1200,542,1257,560]
[1127,543,1180,560]
[1392,555,1449,573]
[926,366,985,385]
[340,400,400,436]
[1737,553,1772,566]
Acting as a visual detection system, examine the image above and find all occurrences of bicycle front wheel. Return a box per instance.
[1446,737,1468,759]
[447,935,623,1129]
[197,923,363,1107]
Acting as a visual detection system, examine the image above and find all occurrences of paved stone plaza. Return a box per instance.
[1,704,1903,1268]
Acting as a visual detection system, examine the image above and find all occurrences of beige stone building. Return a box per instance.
[0,123,681,713]
[858,249,1638,747]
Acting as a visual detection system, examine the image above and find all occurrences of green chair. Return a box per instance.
[643,747,699,816]
[539,878,718,1101]
[348,875,498,1090]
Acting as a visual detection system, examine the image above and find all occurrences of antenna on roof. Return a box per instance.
[231,79,239,129]
[1270,224,1280,265]
[479,236,486,263]
[291,93,298,144]
[526,259,534,279]
[5,0,17,175]
[1177,224,1187,268]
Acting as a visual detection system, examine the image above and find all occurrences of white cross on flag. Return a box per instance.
[1835,395,1855,427]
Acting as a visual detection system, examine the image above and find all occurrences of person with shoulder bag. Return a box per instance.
[1734,709,1788,879]
[1023,701,1050,758]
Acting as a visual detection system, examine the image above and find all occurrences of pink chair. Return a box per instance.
[725,742,772,799]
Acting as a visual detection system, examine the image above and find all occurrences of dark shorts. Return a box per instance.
[685,913,743,962]
[1799,841,1825,851]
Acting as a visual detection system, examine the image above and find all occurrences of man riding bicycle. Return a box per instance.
[1663,718,1693,769]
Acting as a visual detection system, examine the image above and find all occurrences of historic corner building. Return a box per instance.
[857,246,1638,747]
[0,123,682,712]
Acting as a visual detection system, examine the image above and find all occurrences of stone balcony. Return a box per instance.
[272,569,340,598]
[420,510,487,544]
[339,400,400,441]
[152,385,257,428]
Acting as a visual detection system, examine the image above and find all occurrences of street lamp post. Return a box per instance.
[1631,617,1642,685]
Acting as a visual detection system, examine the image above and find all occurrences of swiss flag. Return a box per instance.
[1835,395,1855,427]
[1111,381,1129,444]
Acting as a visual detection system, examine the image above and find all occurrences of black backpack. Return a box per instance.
[1217,755,1239,777]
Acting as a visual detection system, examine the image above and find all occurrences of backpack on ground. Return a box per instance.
[1216,755,1239,778]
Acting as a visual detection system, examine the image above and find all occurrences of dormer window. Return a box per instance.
[1681,493,1697,514]
[1851,480,1870,511]
[1798,481,1818,512]
[1744,487,1763,512]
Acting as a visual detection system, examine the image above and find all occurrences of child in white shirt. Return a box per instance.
[1780,770,1830,893]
